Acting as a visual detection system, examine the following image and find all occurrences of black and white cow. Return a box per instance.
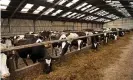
[0,37,16,79]
[50,31,87,57]
[58,31,97,54]
[103,28,118,41]
[0,53,10,79]
[84,29,101,49]
[110,29,118,40]
[66,32,88,51]
[56,30,102,55]
[13,34,52,73]
[39,31,51,40]
[99,31,110,44]
[50,32,70,56]
[90,31,100,49]
[1,34,52,75]
[118,28,125,37]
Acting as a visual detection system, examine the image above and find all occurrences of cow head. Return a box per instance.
[59,34,67,40]
[35,36,44,43]
[84,31,93,36]
[1,37,6,43]
[1,37,14,48]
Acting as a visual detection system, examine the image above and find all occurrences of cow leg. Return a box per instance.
[91,41,95,49]
[86,38,89,47]
[122,32,124,36]
[77,40,82,50]
[54,48,58,56]
[98,36,101,45]
[114,35,117,40]
[60,42,68,56]
[106,37,109,43]
[96,43,98,50]
[22,58,28,66]
[54,46,61,56]
[14,54,19,69]
[104,37,108,44]
[93,42,98,50]
[60,47,68,56]
[68,44,71,52]
[94,43,97,49]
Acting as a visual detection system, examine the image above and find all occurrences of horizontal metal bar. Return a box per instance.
[1,31,118,52]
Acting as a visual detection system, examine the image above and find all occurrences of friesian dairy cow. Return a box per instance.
[83,29,101,49]
[50,32,70,56]
[90,31,100,49]
[0,37,16,79]
[1,34,52,78]
[66,32,88,51]
[118,28,125,37]
[103,28,118,41]
[39,31,51,40]
[54,30,99,56]
[99,31,110,44]
[65,30,103,51]
[110,28,118,40]
[93,29,117,46]
[0,53,10,79]
[13,33,52,73]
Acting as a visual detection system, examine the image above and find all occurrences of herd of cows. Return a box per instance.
[0,28,131,79]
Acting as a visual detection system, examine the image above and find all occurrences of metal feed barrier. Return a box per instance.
[1,30,126,80]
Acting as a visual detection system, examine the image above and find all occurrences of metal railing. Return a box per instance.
[1,31,118,53]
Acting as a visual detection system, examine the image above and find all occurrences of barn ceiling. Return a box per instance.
[1,0,133,23]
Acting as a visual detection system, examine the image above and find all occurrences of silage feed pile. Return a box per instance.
[35,33,133,80]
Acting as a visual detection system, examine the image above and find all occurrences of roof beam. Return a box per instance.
[35,0,66,20]
[56,0,100,22]
[63,9,113,23]
[57,0,88,18]
[100,0,125,17]
[56,0,113,23]
[120,0,133,17]
[9,0,26,19]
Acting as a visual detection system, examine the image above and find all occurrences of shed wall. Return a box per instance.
[1,18,103,36]
[103,18,133,29]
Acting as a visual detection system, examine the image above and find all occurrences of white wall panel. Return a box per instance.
[52,21,64,31]
[1,18,102,36]
[77,22,81,30]
[87,23,92,29]
[103,18,133,29]
[1,19,9,33]
[82,23,87,30]
[65,22,73,30]
[11,19,33,27]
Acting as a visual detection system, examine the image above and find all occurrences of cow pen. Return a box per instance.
[1,0,133,79]
[1,30,131,80]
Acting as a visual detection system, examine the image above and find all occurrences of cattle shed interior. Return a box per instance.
[1,0,133,36]
[1,0,133,80]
